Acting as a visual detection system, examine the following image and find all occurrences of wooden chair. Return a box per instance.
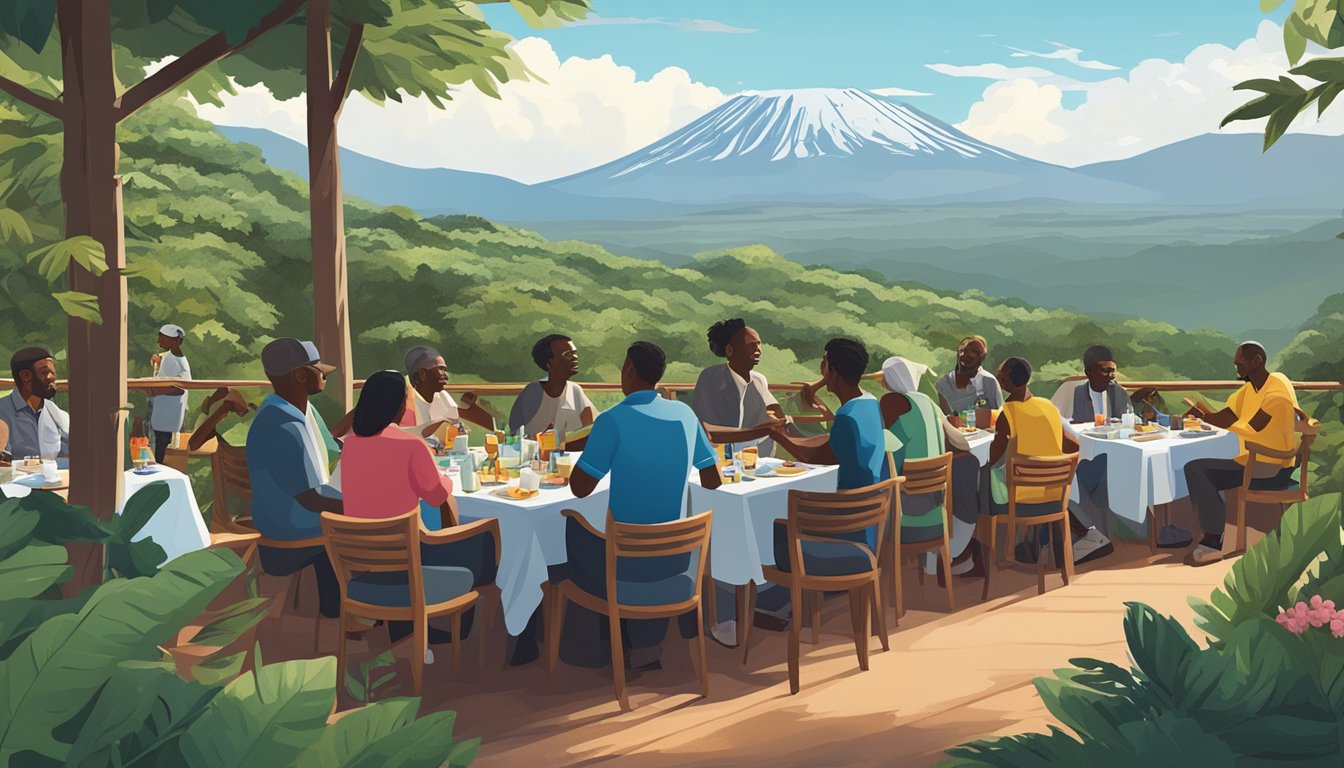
[1234,415,1321,553]
[321,510,498,696]
[885,452,956,618]
[984,454,1080,599]
[742,481,893,695]
[546,509,713,711]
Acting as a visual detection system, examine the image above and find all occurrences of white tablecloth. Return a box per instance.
[1063,422,1240,524]
[2,466,209,563]
[688,462,840,587]
[122,466,210,562]
[454,475,610,635]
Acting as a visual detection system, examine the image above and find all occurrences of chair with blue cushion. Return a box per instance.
[1234,414,1319,553]
[884,452,956,619]
[321,510,500,696]
[545,509,713,711]
[984,454,1080,600]
[742,480,894,695]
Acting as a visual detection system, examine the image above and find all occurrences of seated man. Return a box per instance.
[936,335,1002,425]
[1,346,69,461]
[403,345,494,441]
[769,337,887,491]
[569,341,721,671]
[247,338,345,620]
[1183,341,1300,566]
[693,318,787,454]
[509,334,596,441]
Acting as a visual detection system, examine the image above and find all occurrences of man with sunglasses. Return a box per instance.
[247,337,345,620]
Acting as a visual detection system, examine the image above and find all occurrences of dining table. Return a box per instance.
[1,464,210,563]
[1062,420,1240,534]
[452,457,610,636]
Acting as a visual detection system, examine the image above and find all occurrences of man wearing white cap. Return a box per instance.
[147,324,191,464]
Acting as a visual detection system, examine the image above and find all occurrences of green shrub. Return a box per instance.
[0,491,476,767]
[940,494,1344,767]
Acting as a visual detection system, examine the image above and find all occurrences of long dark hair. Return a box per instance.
[352,370,407,437]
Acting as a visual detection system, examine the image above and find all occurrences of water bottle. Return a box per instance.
[1121,401,1138,429]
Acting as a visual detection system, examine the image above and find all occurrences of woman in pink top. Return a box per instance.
[341,370,458,527]
[341,372,499,649]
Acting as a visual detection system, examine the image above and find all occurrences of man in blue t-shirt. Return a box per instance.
[247,337,344,619]
[568,341,721,670]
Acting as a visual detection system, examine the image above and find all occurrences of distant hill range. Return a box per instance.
[218,87,1343,219]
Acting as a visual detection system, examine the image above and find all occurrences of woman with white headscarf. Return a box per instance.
[879,356,976,580]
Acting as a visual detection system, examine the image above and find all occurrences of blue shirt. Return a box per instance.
[576,390,717,525]
[832,393,889,491]
[246,394,335,541]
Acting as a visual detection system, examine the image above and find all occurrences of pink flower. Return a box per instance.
[1333,619,1344,639]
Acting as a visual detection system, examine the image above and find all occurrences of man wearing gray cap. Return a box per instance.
[247,337,344,619]
[146,324,191,463]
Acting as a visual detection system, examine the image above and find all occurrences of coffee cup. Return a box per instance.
[41,460,59,483]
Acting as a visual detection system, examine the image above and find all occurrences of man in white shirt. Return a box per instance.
[403,345,494,443]
[147,324,191,463]
[692,318,787,456]
[1,346,68,461]
[508,334,596,441]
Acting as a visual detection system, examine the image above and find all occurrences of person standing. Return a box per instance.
[1,346,68,461]
[935,335,1002,425]
[147,324,191,464]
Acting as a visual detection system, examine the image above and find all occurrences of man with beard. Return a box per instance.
[2,346,69,461]
[247,338,345,620]
[509,334,596,440]
[935,335,1002,426]
[1182,342,1301,566]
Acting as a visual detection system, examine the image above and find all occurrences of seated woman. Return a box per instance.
[340,370,498,646]
[879,356,974,579]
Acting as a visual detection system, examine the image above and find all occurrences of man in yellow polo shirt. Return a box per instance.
[1183,341,1300,565]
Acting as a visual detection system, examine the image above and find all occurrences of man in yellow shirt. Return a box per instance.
[1183,342,1300,566]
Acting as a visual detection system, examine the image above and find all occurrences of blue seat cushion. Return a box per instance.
[615,571,698,607]
[772,523,874,577]
[347,565,474,607]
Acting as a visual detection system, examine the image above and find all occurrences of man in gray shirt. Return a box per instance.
[935,335,1002,425]
[692,319,785,456]
[1,346,68,461]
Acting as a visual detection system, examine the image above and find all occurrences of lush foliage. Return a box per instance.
[1223,1,1344,149]
[0,489,474,767]
[940,494,1344,767]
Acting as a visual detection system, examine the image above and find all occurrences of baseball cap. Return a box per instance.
[261,337,336,377]
[159,324,186,339]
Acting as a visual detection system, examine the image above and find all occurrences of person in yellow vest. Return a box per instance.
[1182,341,1300,566]
[982,356,1093,566]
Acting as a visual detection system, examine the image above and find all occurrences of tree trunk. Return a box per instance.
[307,0,353,411]
[57,0,126,585]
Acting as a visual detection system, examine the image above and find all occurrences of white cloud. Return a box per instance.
[193,37,729,183]
[925,62,1087,90]
[952,21,1344,166]
[871,86,933,97]
[1005,41,1119,71]
[569,15,758,34]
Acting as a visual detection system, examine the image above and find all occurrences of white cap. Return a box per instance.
[159,324,186,339]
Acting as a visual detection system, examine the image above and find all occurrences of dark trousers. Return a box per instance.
[564,516,697,651]
[259,544,341,619]
[153,430,174,464]
[1185,458,1297,536]
[386,534,499,644]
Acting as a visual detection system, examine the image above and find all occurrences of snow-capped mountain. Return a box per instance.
[546,88,1154,205]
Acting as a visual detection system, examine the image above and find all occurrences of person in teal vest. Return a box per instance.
[880,356,972,582]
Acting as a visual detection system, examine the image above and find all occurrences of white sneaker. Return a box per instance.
[425,648,435,665]
[1072,528,1114,565]
[710,621,737,648]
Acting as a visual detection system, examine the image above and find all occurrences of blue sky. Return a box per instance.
[483,0,1289,122]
